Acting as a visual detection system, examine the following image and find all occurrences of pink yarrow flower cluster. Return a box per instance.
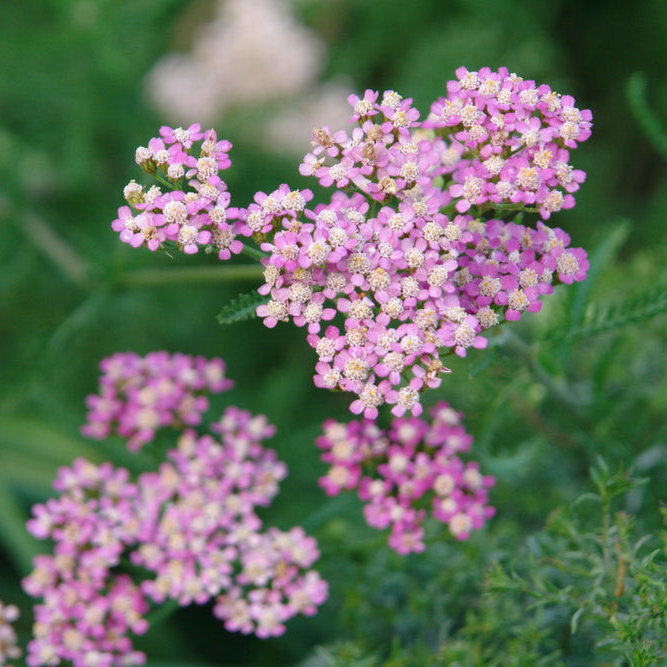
[424,66,591,219]
[23,459,150,667]
[24,409,327,665]
[109,68,591,418]
[81,351,233,451]
[316,402,495,554]
[112,124,244,257]
[0,601,21,666]
[23,353,327,666]
[258,70,591,418]
[255,195,588,419]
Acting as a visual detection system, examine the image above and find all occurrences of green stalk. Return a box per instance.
[240,243,268,262]
[15,210,93,287]
[501,327,588,422]
[0,480,41,575]
[114,264,263,288]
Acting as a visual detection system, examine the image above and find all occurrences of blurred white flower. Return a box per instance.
[147,0,325,124]
[264,80,354,155]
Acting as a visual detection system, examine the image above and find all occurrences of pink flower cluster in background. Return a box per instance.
[109,67,591,420]
[317,402,495,554]
[23,354,327,666]
[0,601,21,666]
[81,351,233,451]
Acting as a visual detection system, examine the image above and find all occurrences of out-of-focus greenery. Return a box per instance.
[2,0,667,665]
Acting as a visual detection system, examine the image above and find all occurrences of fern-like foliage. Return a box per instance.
[217,290,268,324]
[546,280,667,344]
[627,72,667,163]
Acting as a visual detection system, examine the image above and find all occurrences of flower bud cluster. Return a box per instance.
[24,356,327,665]
[81,351,233,451]
[0,601,21,666]
[423,66,591,219]
[316,402,495,554]
[112,124,241,257]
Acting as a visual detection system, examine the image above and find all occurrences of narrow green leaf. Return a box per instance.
[217,290,268,324]
[545,278,667,345]
[572,492,602,507]
[0,480,41,575]
[570,606,586,634]
[0,416,96,462]
[627,72,667,162]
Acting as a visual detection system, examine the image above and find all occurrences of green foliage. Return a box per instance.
[626,72,667,163]
[308,465,667,667]
[217,291,268,325]
[485,463,667,666]
[548,275,667,345]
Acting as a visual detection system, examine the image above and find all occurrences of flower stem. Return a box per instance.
[16,210,93,287]
[240,243,268,262]
[501,327,588,421]
[114,264,263,287]
[145,599,181,627]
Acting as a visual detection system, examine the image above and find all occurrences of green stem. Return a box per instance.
[0,480,41,575]
[240,243,268,262]
[145,598,181,627]
[152,172,179,191]
[626,72,667,163]
[114,264,263,288]
[14,209,93,287]
[319,532,388,559]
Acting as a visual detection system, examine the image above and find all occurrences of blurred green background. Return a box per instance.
[2,1,667,665]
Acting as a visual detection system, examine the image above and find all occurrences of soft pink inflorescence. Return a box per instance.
[0,601,21,666]
[23,459,150,667]
[110,68,592,418]
[81,351,234,451]
[316,401,495,554]
[24,406,327,665]
[24,355,328,665]
[113,125,239,257]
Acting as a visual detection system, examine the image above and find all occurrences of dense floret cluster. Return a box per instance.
[110,67,591,419]
[317,401,495,554]
[81,351,233,451]
[113,125,238,258]
[23,356,327,666]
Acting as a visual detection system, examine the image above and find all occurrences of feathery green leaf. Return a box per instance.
[217,290,268,324]
[546,279,667,344]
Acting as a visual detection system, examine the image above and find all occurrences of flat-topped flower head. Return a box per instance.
[81,351,234,451]
[28,373,328,656]
[317,401,495,553]
[111,68,591,418]
[112,127,245,256]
